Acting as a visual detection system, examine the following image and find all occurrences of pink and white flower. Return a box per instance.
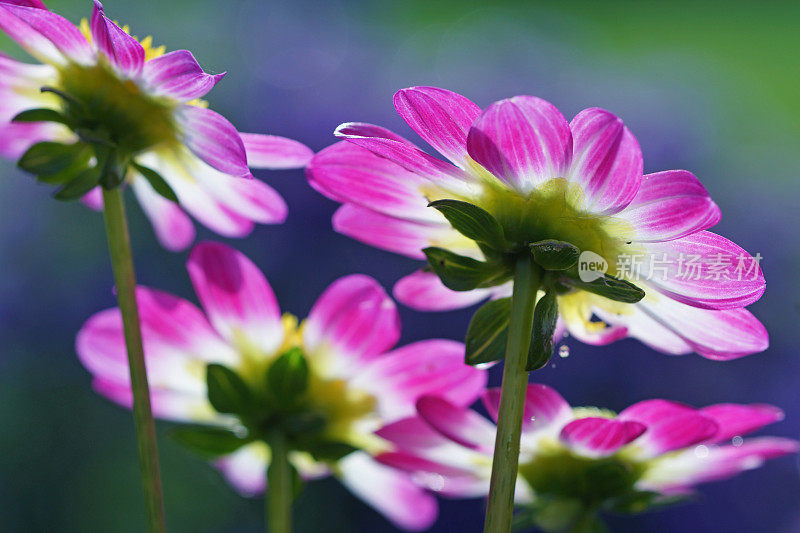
[76,241,487,531]
[0,0,312,250]
[307,86,768,360]
[377,384,797,516]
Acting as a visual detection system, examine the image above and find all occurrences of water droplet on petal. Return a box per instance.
[732,436,744,447]
[550,363,556,369]
[558,345,570,358]
[694,444,709,458]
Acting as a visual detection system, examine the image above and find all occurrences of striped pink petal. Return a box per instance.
[141,50,225,101]
[90,1,144,77]
[620,170,720,242]
[393,86,482,168]
[92,376,216,423]
[338,453,438,532]
[700,404,785,444]
[467,95,572,192]
[187,242,284,355]
[176,105,251,178]
[240,132,313,170]
[333,204,454,261]
[416,395,495,451]
[560,417,646,457]
[620,401,718,457]
[307,140,437,223]
[482,384,573,433]
[393,270,494,311]
[131,176,195,252]
[636,295,768,360]
[567,107,642,214]
[354,339,487,419]
[303,274,400,371]
[0,2,92,65]
[639,231,765,310]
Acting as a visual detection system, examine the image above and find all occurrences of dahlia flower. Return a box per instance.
[0,0,312,251]
[307,86,767,360]
[377,384,797,530]
[76,241,487,531]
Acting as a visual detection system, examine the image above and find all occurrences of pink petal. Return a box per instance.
[338,453,438,532]
[482,384,573,433]
[215,444,267,496]
[416,395,495,451]
[81,187,104,211]
[141,50,225,101]
[0,121,64,158]
[639,231,765,310]
[240,132,313,169]
[393,86,482,168]
[176,105,251,178]
[90,0,144,76]
[131,176,196,252]
[303,275,400,371]
[187,242,284,354]
[567,108,642,214]
[375,416,454,451]
[689,438,800,485]
[619,170,720,242]
[560,417,646,457]
[93,376,214,423]
[307,140,437,223]
[594,304,692,355]
[333,204,453,261]
[393,270,493,311]
[466,95,572,192]
[0,3,92,65]
[376,451,474,479]
[354,339,487,419]
[620,402,718,457]
[636,295,768,360]
[334,122,476,196]
[700,404,785,444]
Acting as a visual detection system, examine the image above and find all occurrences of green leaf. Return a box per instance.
[170,425,250,458]
[206,363,253,415]
[423,247,511,291]
[527,290,558,371]
[530,239,580,271]
[52,165,102,201]
[565,274,645,303]
[132,161,179,203]
[281,411,327,436]
[428,199,507,249]
[18,142,86,177]
[12,108,71,126]
[465,298,511,365]
[266,348,310,406]
[302,440,359,462]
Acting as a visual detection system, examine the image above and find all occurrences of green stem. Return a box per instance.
[266,432,292,533]
[101,187,166,533]
[484,254,541,533]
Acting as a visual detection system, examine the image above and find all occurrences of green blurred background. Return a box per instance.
[1,1,799,531]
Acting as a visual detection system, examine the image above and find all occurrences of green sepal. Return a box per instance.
[513,497,584,532]
[169,425,250,459]
[12,108,71,127]
[97,148,129,189]
[301,440,358,462]
[281,411,327,437]
[132,161,179,203]
[423,247,511,291]
[527,290,558,371]
[206,363,254,415]
[18,141,86,177]
[565,274,645,303]
[605,490,691,515]
[465,297,511,365]
[530,239,580,271]
[266,348,310,406]
[428,199,507,249]
[40,86,85,110]
[52,165,102,201]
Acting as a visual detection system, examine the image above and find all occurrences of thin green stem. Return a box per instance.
[101,187,166,533]
[484,254,541,533]
[266,432,292,533]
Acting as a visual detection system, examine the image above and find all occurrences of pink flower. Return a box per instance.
[0,0,312,251]
[307,86,768,360]
[377,384,797,518]
[75,241,487,531]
